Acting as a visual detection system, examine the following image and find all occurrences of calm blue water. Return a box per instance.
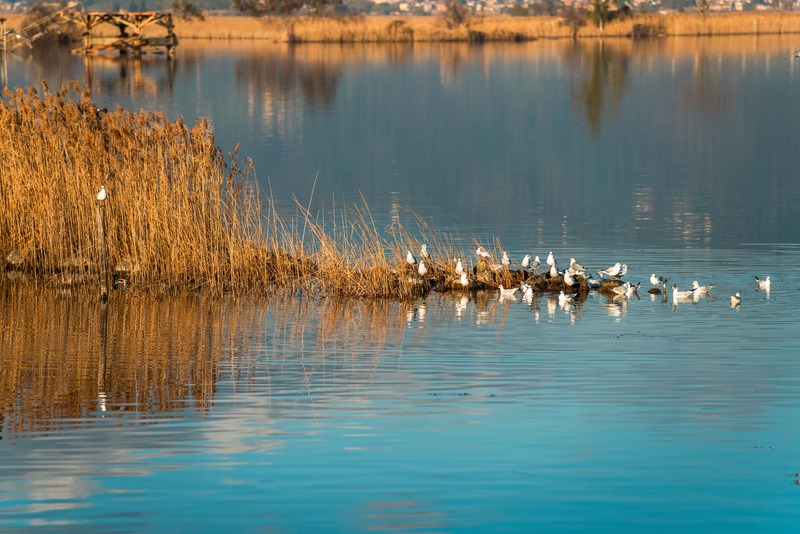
[3,37,800,531]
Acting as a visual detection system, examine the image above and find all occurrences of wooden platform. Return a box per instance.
[64,11,177,57]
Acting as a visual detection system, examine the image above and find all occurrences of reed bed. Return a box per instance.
[7,12,800,43]
[1,83,500,299]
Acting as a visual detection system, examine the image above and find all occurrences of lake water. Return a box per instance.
[2,36,800,531]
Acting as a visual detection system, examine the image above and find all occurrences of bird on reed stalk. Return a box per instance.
[420,244,430,260]
[455,258,464,275]
[418,260,427,277]
[476,246,491,262]
[406,250,417,267]
[502,251,510,268]
[96,185,107,202]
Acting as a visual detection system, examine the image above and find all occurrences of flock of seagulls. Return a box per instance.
[405,244,771,309]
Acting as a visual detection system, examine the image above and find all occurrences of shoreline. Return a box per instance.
[4,13,800,43]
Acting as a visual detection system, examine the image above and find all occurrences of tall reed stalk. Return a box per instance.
[0,83,476,299]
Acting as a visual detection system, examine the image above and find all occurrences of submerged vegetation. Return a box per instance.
[2,83,597,300]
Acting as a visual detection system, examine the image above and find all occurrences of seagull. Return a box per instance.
[476,246,491,262]
[531,255,541,274]
[730,292,741,306]
[418,260,427,277]
[455,258,464,275]
[558,291,574,305]
[502,251,510,268]
[787,50,800,58]
[598,263,622,279]
[498,284,518,297]
[691,280,716,293]
[563,269,576,287]
[521,255,531,269]
[672,284,696,301]
[649,274,664,288]
[96,185,107,202]
[755,276,771,290]
[521,282,533,298]
[420,244,430,260]
[406,250,417,267]
[546,251,556,268]
[549,263,559,279]
[459,272,469,289]
[619,264,628,277]
[569,258,585,273]
[611,282,631,297]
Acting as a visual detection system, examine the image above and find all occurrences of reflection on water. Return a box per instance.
[2,244,800,531]
[5,38,800,247]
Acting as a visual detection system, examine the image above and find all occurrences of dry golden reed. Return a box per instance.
[0,83,481,299]
[7,12,800,43]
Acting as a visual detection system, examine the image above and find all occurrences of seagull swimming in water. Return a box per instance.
[598,263,622,279]
[406,250,417,266]
[498,284,519,298]
[755,276,771,290]
[787,50,800,58]
[96,185,107,202]
[672,284,696,301]
[692,280,716,293]
[730,292,742,306]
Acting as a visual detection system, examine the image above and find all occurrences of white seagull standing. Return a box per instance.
[459,272,470,289]
[546,251,556,268]
[650,274,664,288]
[531,255,541,274]
[521,255,531,269]
[755,276,771,290]
[563,269,576,287]
[569,258,585,273]
[549,263,559,279]
[418,260,427,277]
[598,263,622,279]
[502,251,510,268]
[476,246,492,262]
[96,185,107,202]
[420,244,430,260]
[406,250,417,267]
[455,258,464,275]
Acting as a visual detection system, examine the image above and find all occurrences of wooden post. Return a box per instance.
[95,202,109,301]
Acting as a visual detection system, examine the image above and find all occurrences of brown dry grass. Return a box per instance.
[0,83,480,299]
[6,12,800,43]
